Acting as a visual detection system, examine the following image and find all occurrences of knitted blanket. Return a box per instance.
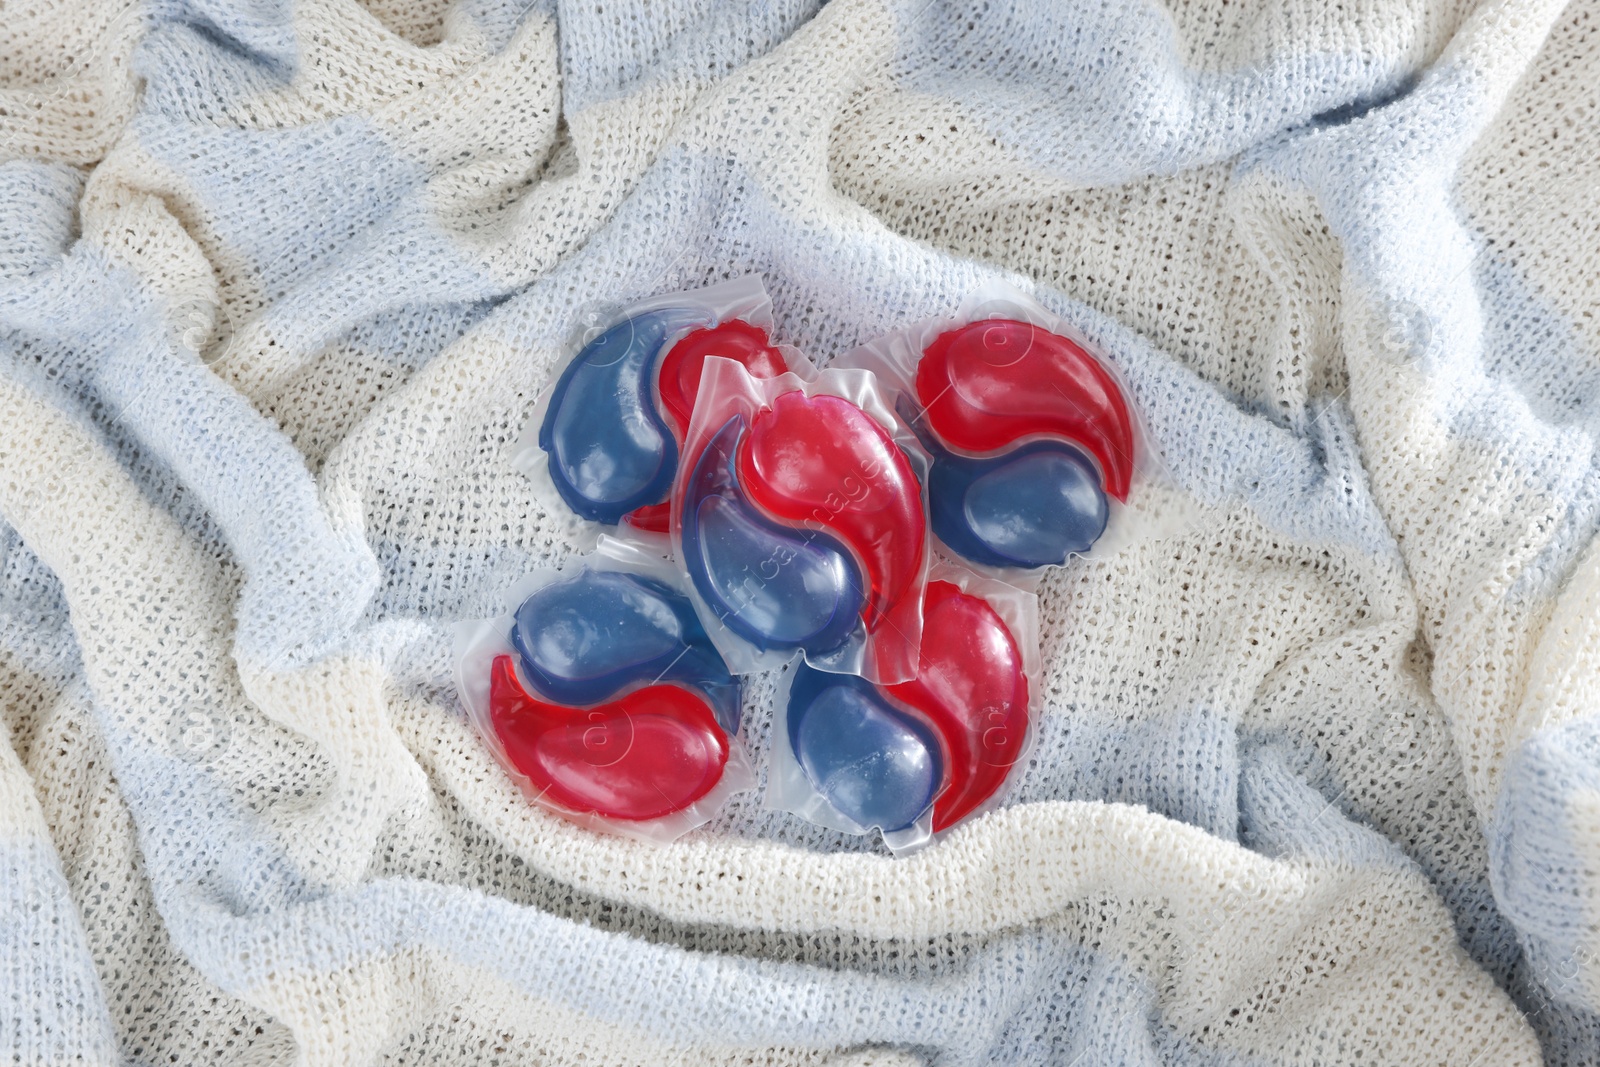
[3,1,1597,1063]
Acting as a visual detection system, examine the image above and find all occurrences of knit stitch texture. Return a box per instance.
[2,0,1598,1064]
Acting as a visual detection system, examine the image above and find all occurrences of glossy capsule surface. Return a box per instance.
[540,311,789,529]
[490,657,728,822]
[910,319,1132,567]
[509,568,739,732]
[540,307,710,524]
[921,434,1108,569]
[657,319,787,437]
[787,666,942,834]
[737,391,925,634]
[680,390,926,667]
[681,417,865,656]
[487,569,739,822]
[885,580,1029,830]
[786,581,1030,835]
[628,319,789,533]
[915,318,1135,499]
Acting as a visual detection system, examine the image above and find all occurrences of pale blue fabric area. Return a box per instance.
[148,875,1272,1067]
[555,0,823,112]
[0,474,328,923]
[0,186,380,668]
[0,837,119,1063]
[1265,719,1528,1001]
[0,526,75,678]
[1471,251,1600,603]
[1244,44,1600,1064]
[892,0,1417,184]
[1239,742,1414,866]
[462,0,552,53]
[0,532,108,1062]
[1494,718,1600,1009]
[1014,704,1240,842]
[1492,717,1600,1065]
[132,110,504,369]
[0,163,83,281]
[144,0,298,83]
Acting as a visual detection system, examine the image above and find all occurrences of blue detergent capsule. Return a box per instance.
[538,306,713,524]
[923,436,1109,569]
[510,568,741,733]
[681,416,865,657]
[787,665,943,833]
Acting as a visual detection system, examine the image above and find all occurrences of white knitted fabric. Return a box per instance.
[3,0,1598,1063]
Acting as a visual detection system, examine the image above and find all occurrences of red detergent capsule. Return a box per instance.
[737,391,925,633]
[626,321,789,534]
[915,319,1135,500]
[885,581,1029,831]
[657,320,788,437]
[487,655,729,822]
[623,501,674,533]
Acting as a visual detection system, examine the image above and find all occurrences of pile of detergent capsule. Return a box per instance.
[459,276,1142,850]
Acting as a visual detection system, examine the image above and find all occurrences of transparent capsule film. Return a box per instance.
[764,566,1042,854]
[511,274,814,537]
[452,546,752,844]
[669,356,932,687]
[836,282,1194,582]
